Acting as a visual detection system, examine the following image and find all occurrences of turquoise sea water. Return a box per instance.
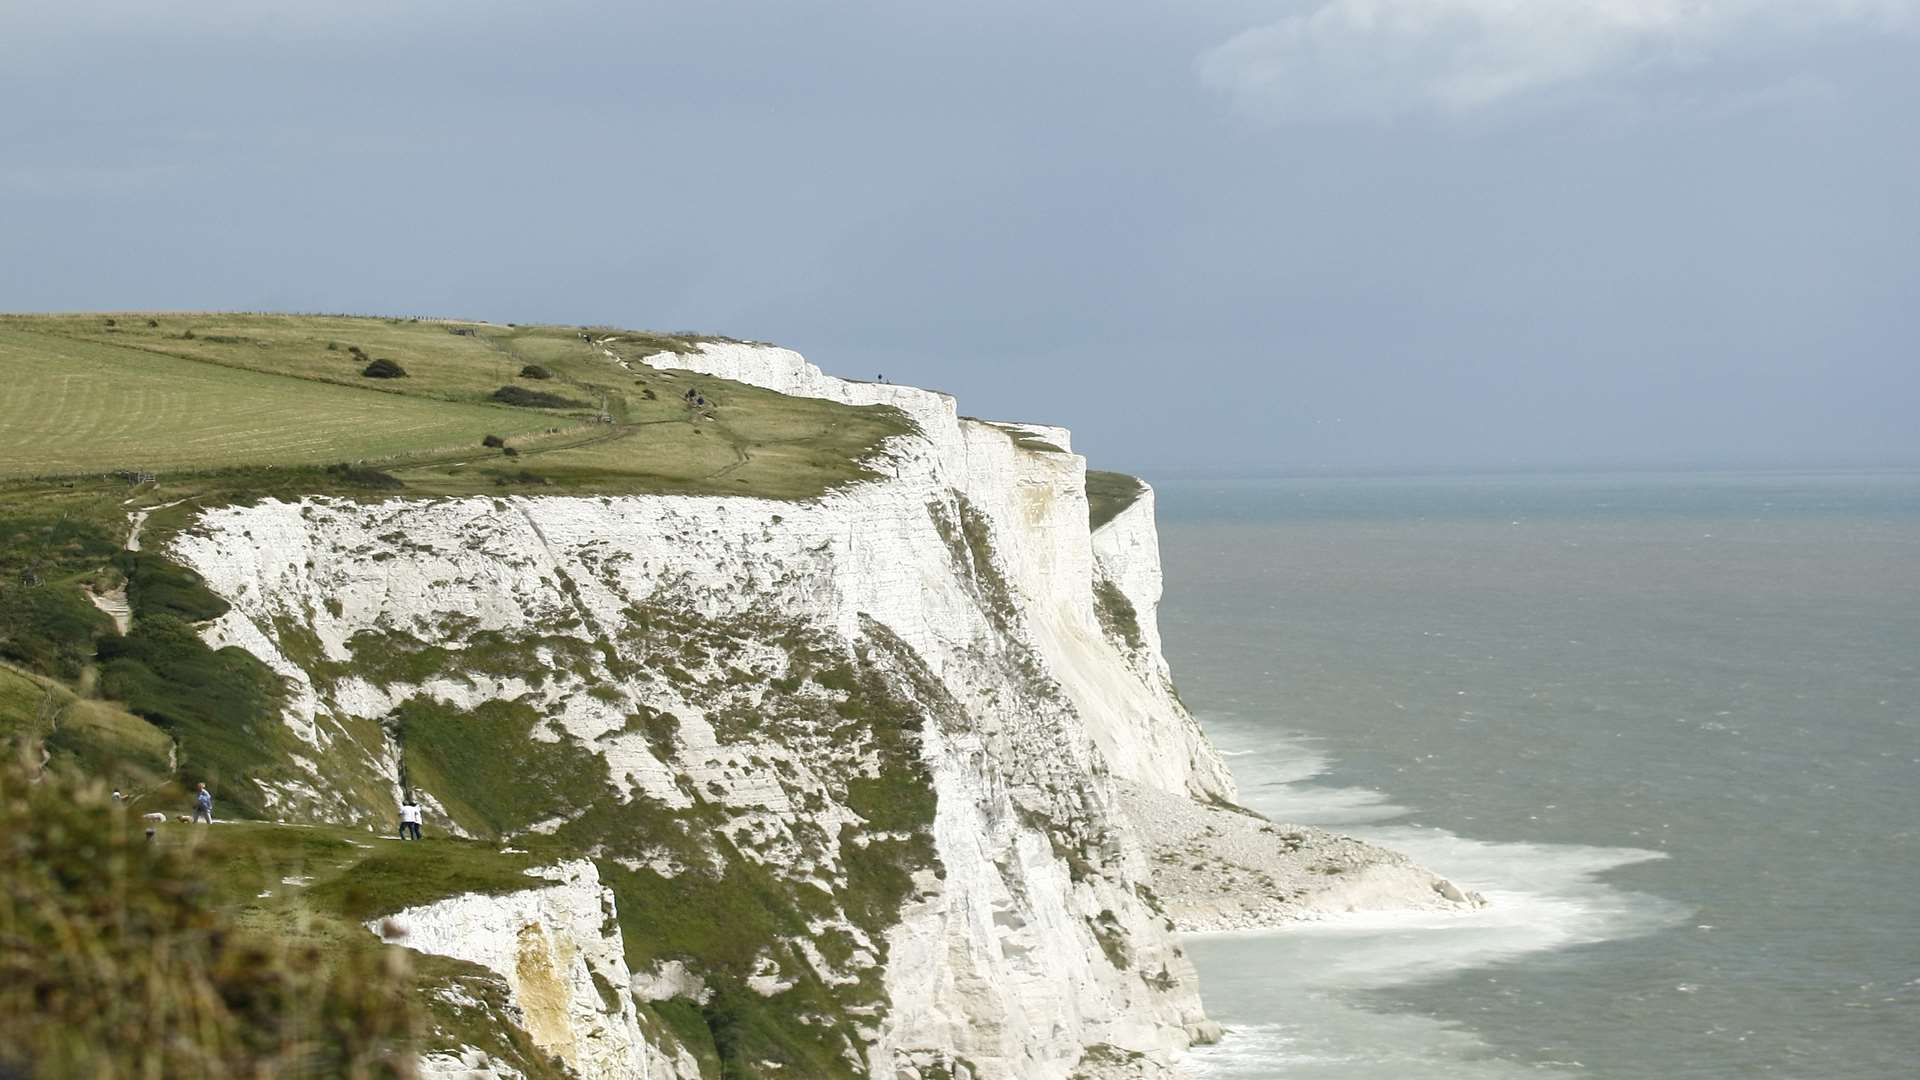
[1155,469,1920,1079]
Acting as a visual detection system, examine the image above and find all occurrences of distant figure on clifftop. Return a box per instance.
[191,783,213,824]
[398,797,422,840]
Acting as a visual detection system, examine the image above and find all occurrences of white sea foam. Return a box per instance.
[1244,780,1408,827]
[1179,715,1686,1079]
[1198,716,1408,825]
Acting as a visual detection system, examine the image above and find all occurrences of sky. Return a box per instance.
[4,1,1916,472]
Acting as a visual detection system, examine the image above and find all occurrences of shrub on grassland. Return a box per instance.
[323,463,405,489]
[491,385,584,409]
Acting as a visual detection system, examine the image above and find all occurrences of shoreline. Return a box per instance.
[1163,719,1683,1080]
[1119,781,1486,935]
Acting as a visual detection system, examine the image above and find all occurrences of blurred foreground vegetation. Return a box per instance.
[0,755,417,1078]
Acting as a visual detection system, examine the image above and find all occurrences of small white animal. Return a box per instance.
[142,812,166,822]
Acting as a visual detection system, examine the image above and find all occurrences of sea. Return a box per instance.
[1152,468,1920,1080]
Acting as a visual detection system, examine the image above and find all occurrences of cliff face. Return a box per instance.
[619,342,1235,804]
[162,343,1232,1078]
[381,860,705,1080]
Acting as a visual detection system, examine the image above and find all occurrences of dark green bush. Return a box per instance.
[361,358,408,379]
[322,463,405,489]
[491,386,585,409]
[518,364,554,380]
[119,550,229,623]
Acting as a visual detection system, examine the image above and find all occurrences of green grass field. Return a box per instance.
[0,327,561,477]
[0,313,911,498]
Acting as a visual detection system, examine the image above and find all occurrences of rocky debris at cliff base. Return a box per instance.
[1117,782,1486,933]
[1066,1042,1173,1080]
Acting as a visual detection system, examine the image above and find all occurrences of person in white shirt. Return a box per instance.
[398,797,423,840]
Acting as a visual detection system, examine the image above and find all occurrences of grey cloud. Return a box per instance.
[1199,0,1920,119]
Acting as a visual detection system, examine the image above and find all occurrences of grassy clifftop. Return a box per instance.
[0,312,911,499]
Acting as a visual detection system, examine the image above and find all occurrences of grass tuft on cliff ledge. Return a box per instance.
[1085,469,1146,531]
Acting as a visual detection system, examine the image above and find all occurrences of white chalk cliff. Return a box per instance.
[163,343,1468,1079]
[382,860,705,1080]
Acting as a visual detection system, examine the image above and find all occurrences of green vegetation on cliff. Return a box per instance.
[0,508,119,679]
[1085,469,1146,531]
[0,663,173,785]
[0,495,304,818]
[1093,578,1145,653]
[320,612,952,1080]
[393,696,608,836]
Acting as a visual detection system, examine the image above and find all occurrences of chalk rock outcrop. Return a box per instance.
[1117,782,1486,933]
[378,860,701,1080]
